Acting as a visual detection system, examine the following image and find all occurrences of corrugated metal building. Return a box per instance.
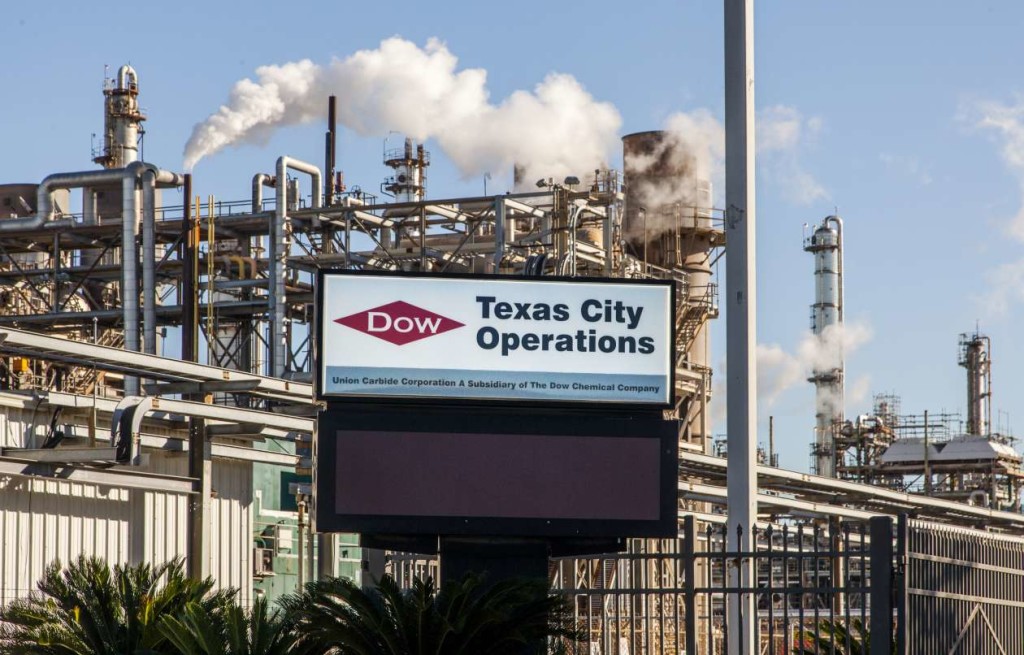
[0,400,254,605]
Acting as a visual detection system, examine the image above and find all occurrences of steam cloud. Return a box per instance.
[710,322,872,429]
[758,321,873,417]
[183,37,621,183]
[621,109,724,240]
[621,105,826,241]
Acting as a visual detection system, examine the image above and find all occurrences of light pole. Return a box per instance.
[724,0,758,652]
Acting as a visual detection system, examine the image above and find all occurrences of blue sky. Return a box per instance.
[3,1,1024,470]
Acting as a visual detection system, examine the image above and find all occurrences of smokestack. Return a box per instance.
[622,130,721,453]
[804,215,844,477]
[513,164,526,189]
[621,130,713,268]
[325,95,337,204]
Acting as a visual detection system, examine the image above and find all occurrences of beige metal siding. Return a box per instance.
[0,408,254,606]
[137,451,253,603]
[211,458,254,606]
[0,477,130,605]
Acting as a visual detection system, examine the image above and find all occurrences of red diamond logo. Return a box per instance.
[334,300,465,346]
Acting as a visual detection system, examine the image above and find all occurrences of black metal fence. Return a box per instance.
[389,514,1024,654]
[900,517,1024,654]
[551,516,892,655]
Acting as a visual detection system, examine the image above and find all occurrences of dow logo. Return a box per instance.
[334,301,465,345]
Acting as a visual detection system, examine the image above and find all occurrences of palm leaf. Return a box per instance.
[0,556,233,655]
[281,573,581,655]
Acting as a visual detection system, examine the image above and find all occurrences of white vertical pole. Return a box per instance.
[725,0,758,653]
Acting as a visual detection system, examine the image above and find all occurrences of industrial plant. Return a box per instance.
[0,64,1021,654]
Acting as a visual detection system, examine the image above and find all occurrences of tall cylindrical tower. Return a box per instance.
[383,137,429,202]
[622,131,715,268]
[959,332,991,436]
[804,215,844,477]
[94,65,146,169]
[622,131,722,452]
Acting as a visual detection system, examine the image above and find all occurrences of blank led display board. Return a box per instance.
[316,270,674,408]
[315,405,678,539]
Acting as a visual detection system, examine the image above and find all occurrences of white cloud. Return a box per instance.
[969,97,1024,240]
[879,152,932,186]
[966,97,1024,317]
[758,105,829,205]
[649,104,826,206]
[978,258,1024,317]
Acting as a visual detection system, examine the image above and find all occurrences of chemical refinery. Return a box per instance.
[0,65,1022,653]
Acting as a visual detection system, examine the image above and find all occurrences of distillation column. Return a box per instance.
[383,138,429,202]
[804,215,844,477]
[959,332,991,437]
[94,66,146,169]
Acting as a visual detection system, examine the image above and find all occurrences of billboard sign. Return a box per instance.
[316,271,674,406]
[315,405,678,540]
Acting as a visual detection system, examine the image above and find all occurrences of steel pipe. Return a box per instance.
[0,163,182,373]
[271,157,321,377]
[0,168,133,232]
[122,173,140,384]
[140,165,185,356]
[251,173,275,214]
[142,170,158,355]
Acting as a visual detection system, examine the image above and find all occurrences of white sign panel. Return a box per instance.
[317,273,673,405]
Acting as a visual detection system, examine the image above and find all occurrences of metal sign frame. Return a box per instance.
[315,403,678,540]
[314,269,676,410]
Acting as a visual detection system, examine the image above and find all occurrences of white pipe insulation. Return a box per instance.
[271,157,321,378]
[0,163,183,393]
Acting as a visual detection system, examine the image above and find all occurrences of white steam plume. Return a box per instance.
[757,321,873,416]
[619,109,724,241]
[183,37,621,183]
[711,322,872,428]
[620,105,825,240]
